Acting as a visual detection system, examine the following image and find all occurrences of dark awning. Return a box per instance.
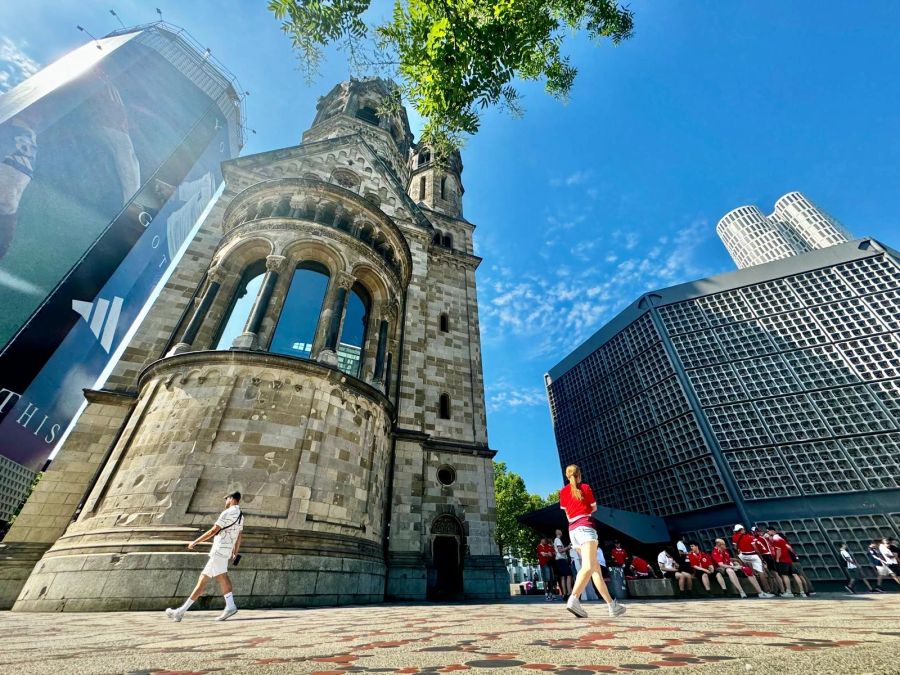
[518,502,670,544]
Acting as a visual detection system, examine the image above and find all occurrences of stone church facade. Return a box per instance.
[3,78,508,611]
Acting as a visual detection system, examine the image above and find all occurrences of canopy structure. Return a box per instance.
[518,502,670,545]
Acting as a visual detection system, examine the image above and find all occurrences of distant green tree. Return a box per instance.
[493,460,557,563]
[268,0,634,154]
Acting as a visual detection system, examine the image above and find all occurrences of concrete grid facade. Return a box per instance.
[0,455,36,523]
[0,78,506,611]
[546,238,900,582]
[717,192,853,269]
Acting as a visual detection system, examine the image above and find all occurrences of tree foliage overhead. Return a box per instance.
[268,0,633,152]
[493,460,557,563]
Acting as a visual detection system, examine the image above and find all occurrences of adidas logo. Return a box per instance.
[72,296,124,353]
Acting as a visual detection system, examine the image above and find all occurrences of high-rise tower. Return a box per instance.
[3,77,506,611]
[717,192,852,269]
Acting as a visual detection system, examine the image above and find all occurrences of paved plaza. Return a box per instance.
[2,594,900,674]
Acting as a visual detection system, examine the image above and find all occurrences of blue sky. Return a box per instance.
[2,1,899,498]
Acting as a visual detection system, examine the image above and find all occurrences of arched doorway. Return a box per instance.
[429,515,464,599]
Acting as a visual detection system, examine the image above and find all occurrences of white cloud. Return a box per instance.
[479,218,722,359]
[0,36,40,93]
[486,381,548,413]
[550,169,592,188]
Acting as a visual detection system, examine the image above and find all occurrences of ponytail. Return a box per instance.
[565,464,583,502]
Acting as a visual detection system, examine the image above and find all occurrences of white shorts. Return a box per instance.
[739,553,764,574]
[570,526,598,548]
[202,554,231,578]
[875,565,892,578]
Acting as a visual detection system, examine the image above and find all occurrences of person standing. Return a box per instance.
[868,541,899,590]
[537,537,557,600]
[732,525,774,597]
[765,526,806,597]
[839,543,873,594]
[559,464,625,619]
[751,526,784,595]
[658,547,692,592]
[553,529,573,599]
[166,491,244,622]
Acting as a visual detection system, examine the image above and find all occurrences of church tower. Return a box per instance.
[4,78,507,610]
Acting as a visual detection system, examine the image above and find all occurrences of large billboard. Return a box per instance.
[0,27,240,472]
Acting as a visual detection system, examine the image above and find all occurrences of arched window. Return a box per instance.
[269,262,330,359]
[440,176,447,200]
[418,150,431,166]
[432,232,442,245]
[439,313,449,333]
[439,394,451,420]
[214,260,266,350]
[418,176,426,200]
[442,233,453,249]
[356,106,380,125]
[337,283,370,377]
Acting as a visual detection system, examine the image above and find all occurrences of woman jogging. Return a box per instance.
[559,464,626,619]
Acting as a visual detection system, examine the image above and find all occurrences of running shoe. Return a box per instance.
[165,607,185,622]
[566,596,588,618]
[798,592,807,598]
[608,599,626,618]
[782,592,795,598]
[216,607,238,621]
[758,592,775,598]
[739,591,748,598]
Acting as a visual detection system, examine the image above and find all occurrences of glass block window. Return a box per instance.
[755,394,831,443]
[687,363,747,407]
[778,440,866,495]
[724,447,801,500]
[838,334,900,382]
[740,278,804,316]
[809,298,888,341]
[864,289,900,332]
[658,300,710,335]
[835,255,900,295]
[697,289,756,326]
[782,344,861,390]
[704,402,772,450]
[787,267,855,306]
[659,414,709,464]
[713,320,777,360]
[809,385,897,436]
[678,456,731,510]
[670,329,725,369]
[758,309,830,350]
[734,354,802,399]
[840,433,900,490]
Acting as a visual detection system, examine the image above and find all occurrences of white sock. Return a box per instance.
[224,592,236,610]
[178,598,194,612]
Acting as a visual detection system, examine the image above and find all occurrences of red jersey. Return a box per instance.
[768,534,792,562]
[688,551,713,571]
[732,531,757,554]
[610,546,627,566]
[537,543,555,567]
[711,547,733,567]
[753,534,772,556]
[559,482,596,530]
[631,556,651,574]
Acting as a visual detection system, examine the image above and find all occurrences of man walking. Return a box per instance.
[166,491,244,622]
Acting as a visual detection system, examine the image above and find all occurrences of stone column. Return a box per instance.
[232,255,286,350]
[372,318,389,383]
[318,271,354,366]
[167,266,223,356]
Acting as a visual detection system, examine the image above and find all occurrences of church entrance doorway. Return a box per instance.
[429,515,464,599]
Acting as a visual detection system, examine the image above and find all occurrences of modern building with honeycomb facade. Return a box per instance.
[1,78,507,611]
[546,237,900,583]
[717,191,853,269]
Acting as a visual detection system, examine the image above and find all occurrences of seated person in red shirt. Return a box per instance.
[687,542,722,592]
[628,555,653,578]
[711,538,766,598]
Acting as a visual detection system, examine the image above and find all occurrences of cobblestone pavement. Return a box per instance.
[2,595,900,674]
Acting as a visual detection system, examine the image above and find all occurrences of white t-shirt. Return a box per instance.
[210,505,243,558]
[553,537,567,560]
[658,550,677,572]
[596,547,606,567]
[676,540,688,554]
[840,549,857,569]
[879,544,897,565]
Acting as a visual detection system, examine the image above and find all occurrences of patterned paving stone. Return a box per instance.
[1,595,899,674]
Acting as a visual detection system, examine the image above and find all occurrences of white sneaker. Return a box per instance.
[165,607,184,622]
[608,599,626,618]
[739,592,748,598]
[216,606,238,621]
[799,592,807,598]
[758,592,775,598]
[566,596,588,618]
[782,592,795,598]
